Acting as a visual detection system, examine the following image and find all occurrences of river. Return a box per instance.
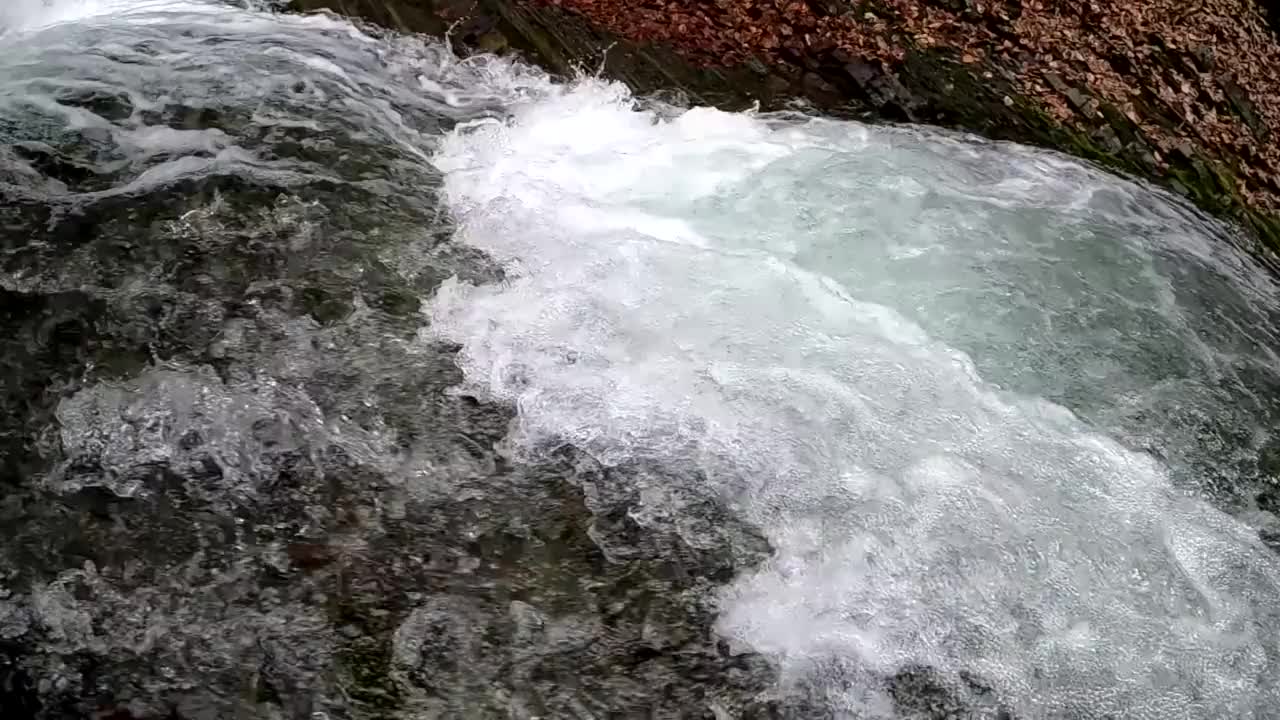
[2,1,1280,718]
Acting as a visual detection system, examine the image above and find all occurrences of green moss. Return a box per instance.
[340,636,402,711]
[866,47,1280,261]
[331,597,406,717]
[1244,208,1280,255]
[1003,96,1280,257]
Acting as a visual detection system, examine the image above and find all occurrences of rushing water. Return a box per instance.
[3,1,1280,718]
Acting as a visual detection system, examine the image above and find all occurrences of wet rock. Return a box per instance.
[1127,140,1159,172]
[841,58,919,121]
[888,665,1014,719]
[1043,71,1070,95]
[801,71,843,107]
[1218,73,1267,140]
[10,143,103,191]
[53,88,135,123]
[1064,87,1096,117]
[1096,102,1138,145]
[1092,124,1123,154]
[475,29,509,53]
[1189,44,1216,73]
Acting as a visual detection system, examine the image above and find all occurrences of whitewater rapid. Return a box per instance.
[429,75,1280,719]
[4,0,1280,717]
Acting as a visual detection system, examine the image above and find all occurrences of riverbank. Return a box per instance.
[292,0,1280,255]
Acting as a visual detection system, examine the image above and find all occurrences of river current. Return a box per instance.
[3,1,1280,718]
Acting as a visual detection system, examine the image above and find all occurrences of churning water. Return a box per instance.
[4,1,1280,718]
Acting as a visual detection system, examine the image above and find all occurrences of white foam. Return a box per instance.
[0,0,195,35]
[430,79,1280,716]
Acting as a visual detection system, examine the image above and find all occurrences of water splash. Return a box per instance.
[430,78,1280,716]
[0,0,188,35]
